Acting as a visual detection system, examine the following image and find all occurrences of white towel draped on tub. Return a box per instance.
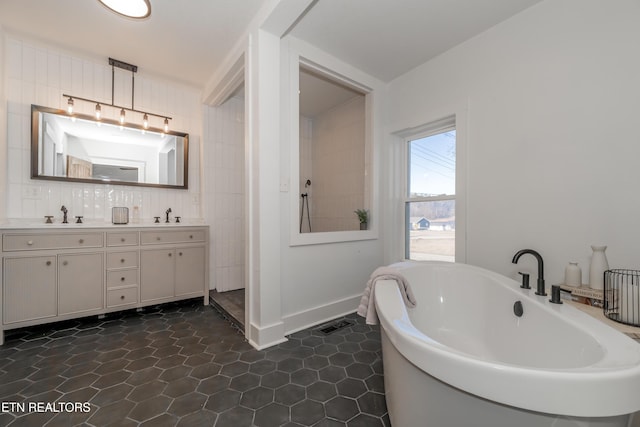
[357,266,417,325]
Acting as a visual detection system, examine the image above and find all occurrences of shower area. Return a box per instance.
[299,67,367,233]
[205,90,246,329]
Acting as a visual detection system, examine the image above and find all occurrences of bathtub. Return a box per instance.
[375,261,640,427]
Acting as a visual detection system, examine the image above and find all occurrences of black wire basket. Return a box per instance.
[603,269,640,327]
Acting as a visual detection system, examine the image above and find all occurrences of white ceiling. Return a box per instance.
[0,0,265,88]
[290,0,544,82]
[0,0,544,89]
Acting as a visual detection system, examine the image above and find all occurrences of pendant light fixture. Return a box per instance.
[63,58,171,133]
[97,0,151,19]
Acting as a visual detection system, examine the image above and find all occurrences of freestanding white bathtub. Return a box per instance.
[375,261,640,427]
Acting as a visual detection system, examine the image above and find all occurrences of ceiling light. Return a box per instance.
[67,98,74,114]
[143,114,149,129]
[120,108,126,124]
[97,0,151,19]
[164,118,169,133]
[95,103,102,120]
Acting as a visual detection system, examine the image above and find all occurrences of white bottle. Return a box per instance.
[589,245,609,290]
[564,262,582,287]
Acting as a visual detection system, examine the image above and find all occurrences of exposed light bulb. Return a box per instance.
[67,98,74,114]
[95,103,102,120]
[143,114,149,129]
[164,118,169,133]
[120,109,126,124]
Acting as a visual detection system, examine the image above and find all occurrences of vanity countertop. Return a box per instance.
[0,218,207,229]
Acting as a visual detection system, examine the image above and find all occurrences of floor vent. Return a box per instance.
[318,319,353,335]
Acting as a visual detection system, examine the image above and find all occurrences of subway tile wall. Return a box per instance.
[305,96,366,233]
[3,35,203,222]
[203,96,245,292]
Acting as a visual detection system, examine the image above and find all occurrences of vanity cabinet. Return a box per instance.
[0,225,208,345]
[140,230,206,303]
[58,252,104,316]
[3,255,57,324]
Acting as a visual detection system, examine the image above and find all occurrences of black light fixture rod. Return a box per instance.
[111,64,115,106]
[62,94,172,120]
[108,57,137,73]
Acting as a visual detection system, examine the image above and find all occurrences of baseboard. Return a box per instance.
[247,320,287,350]
[282,294,361,336]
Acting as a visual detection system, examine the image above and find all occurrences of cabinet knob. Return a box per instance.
[168,252,172,257]
[120,259,125,263]
[27,240,34,246]
[79,239,84,244]
[179,252,183,256]
[120,295,125,300]
[189,235,193,239]
[157,237,161,241]
[121,238,125,242]
[62,261,68,266]
[121,277,125,282]
[46,261,51,266]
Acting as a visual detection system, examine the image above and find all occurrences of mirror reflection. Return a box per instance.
[31,105,188,189]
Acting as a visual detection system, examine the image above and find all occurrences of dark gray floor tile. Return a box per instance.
[0,300,388,427]
[324,396,359,421]
[215,406,254,427]
[129,394,172,422]
[254,402,289,427]
[205,389,241,412]
[291,399,325,426]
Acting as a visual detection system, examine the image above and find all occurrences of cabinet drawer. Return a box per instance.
[107,269,138,288]
[3,232,103,251]
[106,232,139,247]
[107,251,138,269]
[107,287,139,308]
[140,229,206,245]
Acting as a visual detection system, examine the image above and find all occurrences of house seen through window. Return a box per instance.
[406,127,456,261]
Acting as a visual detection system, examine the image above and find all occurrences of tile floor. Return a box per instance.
[0,299,389,426]
[210,289,245,330]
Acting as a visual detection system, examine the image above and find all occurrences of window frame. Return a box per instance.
[399,113,466,262]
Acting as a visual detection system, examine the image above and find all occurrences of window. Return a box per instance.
[405,123,456,261]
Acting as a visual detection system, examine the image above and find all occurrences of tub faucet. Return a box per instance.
[165,208,172,223]
[60,205,68,224]
[512,249,546,296]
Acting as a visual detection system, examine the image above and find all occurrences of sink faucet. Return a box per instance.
[512,249,546,296]
[60,205,68,224]
[165,208,172,223]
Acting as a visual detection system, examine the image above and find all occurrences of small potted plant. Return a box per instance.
[355,209,369,230]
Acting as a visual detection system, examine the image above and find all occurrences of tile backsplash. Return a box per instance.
[3,35,203,222]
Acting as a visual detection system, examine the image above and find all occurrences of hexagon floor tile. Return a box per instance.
[0,299,389,426]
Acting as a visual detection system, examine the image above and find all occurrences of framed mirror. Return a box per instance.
[31,105,188,189]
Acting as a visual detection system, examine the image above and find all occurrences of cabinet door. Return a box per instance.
[58,253,104,316]
[175,246,205,297]
[140,249,175,302]
[3,256,57,324]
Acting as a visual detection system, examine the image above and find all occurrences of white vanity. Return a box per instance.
[0,222,209,345]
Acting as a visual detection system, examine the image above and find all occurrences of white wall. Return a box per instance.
[203,96,245,291]
[2,33,203,222]
[385,0,640,284]
[278,37,385,335]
